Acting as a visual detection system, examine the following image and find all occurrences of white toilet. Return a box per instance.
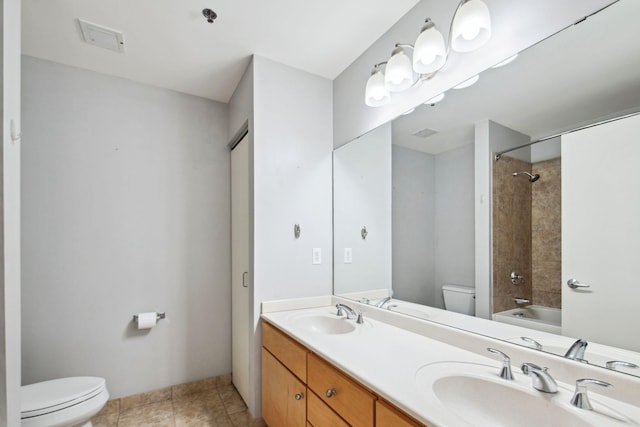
[442,284,476,315]
[21,377,109,427]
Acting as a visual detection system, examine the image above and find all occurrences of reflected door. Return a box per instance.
[561,114,640,352]
[231,134,250,403]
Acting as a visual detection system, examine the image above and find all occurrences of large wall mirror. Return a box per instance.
[334,0,640,377]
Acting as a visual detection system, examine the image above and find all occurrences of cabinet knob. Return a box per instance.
[325,388,337,398]
[294,392,304,401]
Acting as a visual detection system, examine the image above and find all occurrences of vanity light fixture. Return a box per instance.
[364,0,491,107]
[384,46,415,92]
[453,74,480,89]
[365,63,391,107]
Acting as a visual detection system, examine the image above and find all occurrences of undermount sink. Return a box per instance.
[415,362,638,426]
[292,314,356,335]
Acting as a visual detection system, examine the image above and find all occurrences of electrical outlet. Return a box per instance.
[312,248,322,265]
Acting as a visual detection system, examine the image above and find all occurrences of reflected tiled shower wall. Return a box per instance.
[492,156,533,313]
[531,158,561,308]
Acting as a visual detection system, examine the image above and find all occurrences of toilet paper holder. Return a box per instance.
[132,312,166,323]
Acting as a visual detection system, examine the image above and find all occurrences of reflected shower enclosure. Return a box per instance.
[492,146,561,315]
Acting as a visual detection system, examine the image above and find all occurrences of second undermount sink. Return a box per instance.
[292,314,356,335]
[415,362,637,426]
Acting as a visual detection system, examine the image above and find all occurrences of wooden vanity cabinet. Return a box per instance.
[262,320,427,427]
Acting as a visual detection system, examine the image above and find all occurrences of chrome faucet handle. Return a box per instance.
[356,310,365,324]
[570,378,613,410]
[520,337,542,350]
[487,348,514,380]
[606,360,639,371]
[521,363,558,393]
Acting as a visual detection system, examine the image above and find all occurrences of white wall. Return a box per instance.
[392,145,434,305]
[334,124,392,295]
[333,0,617,147]
[1,0,22,424]
[474,120,530,318]
[21,56,230,398]
[240,56,333,418]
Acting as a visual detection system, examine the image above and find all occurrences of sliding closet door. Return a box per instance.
[231,135,250,403]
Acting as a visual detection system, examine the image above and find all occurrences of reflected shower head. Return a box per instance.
[512,171,540,183]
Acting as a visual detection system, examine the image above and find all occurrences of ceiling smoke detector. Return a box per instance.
[202,9,217,23]
[412,128,439,138]
[78,19,125,53]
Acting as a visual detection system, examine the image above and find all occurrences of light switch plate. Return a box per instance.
[344,248,352,264]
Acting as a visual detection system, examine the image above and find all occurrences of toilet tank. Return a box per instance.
[442,284,476,315]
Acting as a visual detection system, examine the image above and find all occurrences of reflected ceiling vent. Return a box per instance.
[412,127,439,138]
[78,19,125,53]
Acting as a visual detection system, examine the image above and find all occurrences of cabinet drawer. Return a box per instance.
[261,348,306,427]
[307,390,349,427]
[376,400,426,427]
[307,353,375,427]
[262,321,308,382]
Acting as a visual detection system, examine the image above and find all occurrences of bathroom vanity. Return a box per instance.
[261,296,640,427]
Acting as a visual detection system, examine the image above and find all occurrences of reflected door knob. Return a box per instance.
[567,278,590,289]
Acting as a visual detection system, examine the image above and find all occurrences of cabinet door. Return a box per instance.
[376,400,426,427]
[262,348,306,426]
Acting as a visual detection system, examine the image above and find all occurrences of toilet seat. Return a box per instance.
[21,377,106,419]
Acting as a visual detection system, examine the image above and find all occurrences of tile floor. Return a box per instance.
[92,375,260,427]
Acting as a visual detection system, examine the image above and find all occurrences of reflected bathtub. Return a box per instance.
[493,305,561,334]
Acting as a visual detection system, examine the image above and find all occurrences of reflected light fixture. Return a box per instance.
[453,74,479,89]
[424,93,445,105]
[365,0,492,107]
[365,63,391,107]
[492,53,518,68]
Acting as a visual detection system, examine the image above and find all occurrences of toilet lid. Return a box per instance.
[21,377,106,418]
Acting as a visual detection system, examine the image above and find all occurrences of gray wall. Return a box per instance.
[334,124,392,295]
[21,56,230,398]
[392,144,474,309]
[392,145,435,305]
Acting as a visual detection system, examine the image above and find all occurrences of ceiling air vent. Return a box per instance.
[412,127,439,138]
[78,19,125,53]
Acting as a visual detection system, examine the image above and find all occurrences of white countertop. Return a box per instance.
[261,296,640,427]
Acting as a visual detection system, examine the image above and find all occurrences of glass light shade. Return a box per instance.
[453,74,479,89]
[365,70,390,107]
[384,49,414,92]
[413,25,446,74]
[451,0,491,53]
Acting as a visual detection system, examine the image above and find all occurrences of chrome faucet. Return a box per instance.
[520,337,542,350]
[487,348,514,380]
[376,297,392,308]
[564,339,588,361]
[570,379,613,410]
[336,303,356,319]
[335,304,364,324]
[521,363,558,393]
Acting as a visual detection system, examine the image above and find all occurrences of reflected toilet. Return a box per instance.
[442,284,476,315]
